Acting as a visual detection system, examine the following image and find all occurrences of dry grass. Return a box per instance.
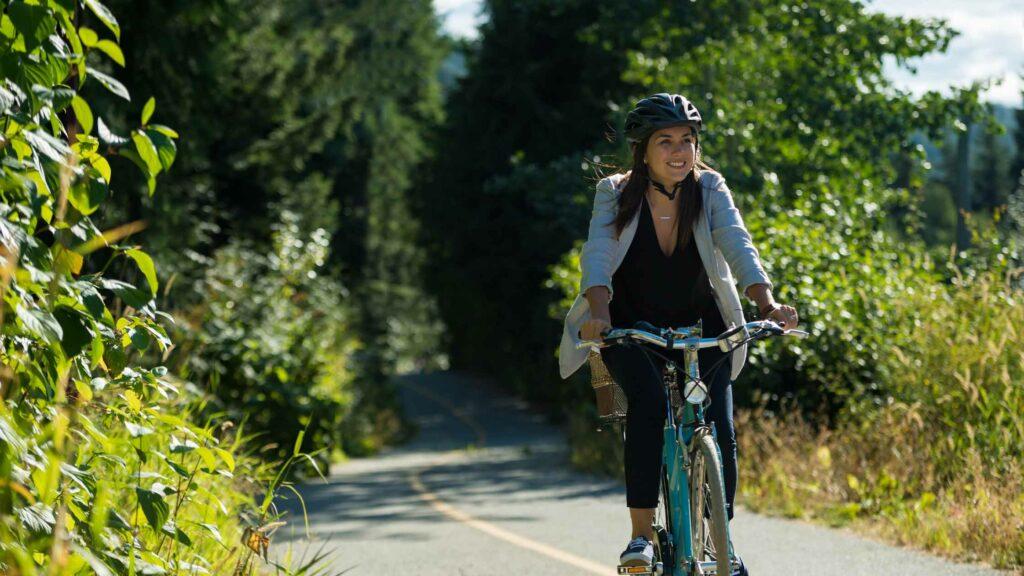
[738,268,1024,571]
[737,405,1024,571]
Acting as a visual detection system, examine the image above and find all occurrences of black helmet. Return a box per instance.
[624,93,703,144]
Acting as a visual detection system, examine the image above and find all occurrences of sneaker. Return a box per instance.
[619,535,654,566]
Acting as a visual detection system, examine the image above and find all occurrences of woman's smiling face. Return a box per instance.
[644,124,697,184]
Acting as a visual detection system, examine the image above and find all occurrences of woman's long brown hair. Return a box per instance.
[612,129,712,253]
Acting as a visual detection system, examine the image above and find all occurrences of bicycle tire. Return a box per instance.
[654,470,674,571]
[689,431,730,576]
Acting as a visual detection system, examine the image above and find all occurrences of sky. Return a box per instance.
[432,0,1022,107]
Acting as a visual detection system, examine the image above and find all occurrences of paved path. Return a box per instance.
[274,371,1008,575]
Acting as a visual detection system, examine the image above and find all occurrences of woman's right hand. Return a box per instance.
[579,316,612,341]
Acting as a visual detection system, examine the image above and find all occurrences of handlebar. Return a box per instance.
[576,320,808,354]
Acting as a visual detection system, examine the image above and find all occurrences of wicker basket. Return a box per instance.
[587,350,628,422]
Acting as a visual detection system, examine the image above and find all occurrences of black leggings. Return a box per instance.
[599,343,737,519]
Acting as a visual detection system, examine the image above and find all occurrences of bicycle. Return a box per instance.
[578,318,808,576]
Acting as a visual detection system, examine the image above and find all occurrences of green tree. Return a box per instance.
[972,121,1013,212]
[94,0,450,452]
[414,0,641,406]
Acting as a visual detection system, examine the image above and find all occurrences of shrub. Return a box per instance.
[171,211,364,471]
[0,3,330,573]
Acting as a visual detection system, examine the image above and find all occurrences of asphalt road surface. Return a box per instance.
[274,371,1008,576]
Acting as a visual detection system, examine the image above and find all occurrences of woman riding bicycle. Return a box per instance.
[558,93,800,567]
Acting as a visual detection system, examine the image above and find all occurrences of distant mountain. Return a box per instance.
[439,49,468,95]
[914,102,1019,180]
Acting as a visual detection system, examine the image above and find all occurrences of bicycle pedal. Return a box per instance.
[617,562,662,575]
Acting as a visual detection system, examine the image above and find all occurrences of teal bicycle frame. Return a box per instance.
[661,362,726,575]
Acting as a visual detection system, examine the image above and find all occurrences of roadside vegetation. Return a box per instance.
[1,0,447,572]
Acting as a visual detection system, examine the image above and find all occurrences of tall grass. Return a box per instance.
[740,266,1024,570]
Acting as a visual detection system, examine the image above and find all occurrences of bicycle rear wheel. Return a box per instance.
[688,431,730,576]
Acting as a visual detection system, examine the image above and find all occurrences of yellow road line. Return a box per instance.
[409,467,610,575]
[400,378,488,446]
[400,376,611,575]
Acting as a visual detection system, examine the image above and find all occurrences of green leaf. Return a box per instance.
[88,154,111,182]
[16,305,63,344]
[89,335,104,368]
[141,324,171,351]
[213,447,235,473]
[123,389,142,412]
[97,117,129,146]
[131,130,161,176]
[169,436,198,454]
[67,178,107,216]
[125,249,158,296]
[53,245,84,275]
[32,85,75,112]
[100,278,151,308]
[73,379,93,402]
[17,502,56,534]
[102,344,126,375]
[70,544,115,576]
[195,447,218,471]
[134,487,168,533]
[198,523,223,545]
[144,128,176,171]
[125,421,153,438]
[81,285,105,319]
[83,0,120,40]
[93,39,124,66]
[141,97,155,125]
[149,124,179,139]
[55,12,81,55]
[171,525,192,547]
[0,14,15,40]
[8,2,55,53]
[23,129,71,163]
[164,458,189,478]
[10,138,32,160]
[86,67,129,101]
[20,55,69,88]
[71,95,93,135]
[293,429,305,457]
[77,26,98,47]
[53,306,92,357]
[129,327,150,351]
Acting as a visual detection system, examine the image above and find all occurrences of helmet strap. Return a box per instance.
[648,176,686,201]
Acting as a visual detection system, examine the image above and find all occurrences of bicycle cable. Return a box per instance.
[613,327,771,408]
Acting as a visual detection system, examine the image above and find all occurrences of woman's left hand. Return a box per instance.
[769,304,799,329]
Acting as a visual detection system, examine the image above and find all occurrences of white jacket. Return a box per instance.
[558,169,773,380]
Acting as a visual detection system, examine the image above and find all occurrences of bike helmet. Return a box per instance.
[624,93,703,144]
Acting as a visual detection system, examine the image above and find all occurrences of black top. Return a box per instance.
[610,196,726,336]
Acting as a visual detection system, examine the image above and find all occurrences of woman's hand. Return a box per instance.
[768,304,799,329]
[580,316,612,341]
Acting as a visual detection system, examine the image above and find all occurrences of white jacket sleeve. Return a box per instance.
[578,176,621,300]
[706,173,773,294]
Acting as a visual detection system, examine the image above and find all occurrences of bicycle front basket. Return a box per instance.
[587,350,628,422]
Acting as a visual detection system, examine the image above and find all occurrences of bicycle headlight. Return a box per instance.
[683,379,708,404]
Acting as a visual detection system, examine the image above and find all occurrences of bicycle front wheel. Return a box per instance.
[689,430,730,576]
